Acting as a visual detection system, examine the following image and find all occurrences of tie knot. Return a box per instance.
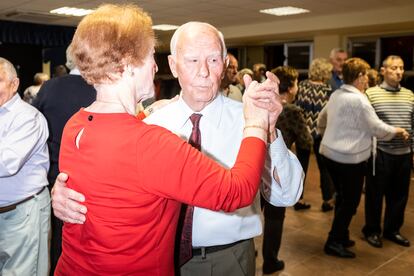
[190,113,202,127]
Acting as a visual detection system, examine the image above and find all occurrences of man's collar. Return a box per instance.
[380,81,401,92]
[0,93,20,112]
[177,93,223,129]
[70,68,81,75]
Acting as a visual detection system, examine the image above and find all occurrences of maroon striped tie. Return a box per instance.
[179,113,202,265]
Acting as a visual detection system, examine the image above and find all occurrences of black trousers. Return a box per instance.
[363,150,411,236]
[298,136,335,201]
[324,157,366,243]
[261,198,285,262]
[47,164,63,276]
[295,147,310,200]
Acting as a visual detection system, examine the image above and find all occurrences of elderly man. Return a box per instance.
[362,55,413,248]
[52,22,303,276]
[0,57,50,276]
[328,48,348,92]
[220,53,243,101]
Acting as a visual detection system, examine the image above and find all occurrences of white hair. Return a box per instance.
[170,21,227,59]
[329,48,347,59]
[0,57,17,80]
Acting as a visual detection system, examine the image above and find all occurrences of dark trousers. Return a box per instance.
[313,136,335,201]
[50,215,63,275]
[324,157,366,243]
[363,150,411,236]
[47,165,63,276]
[261,198,285,263]
[296,147,310,200]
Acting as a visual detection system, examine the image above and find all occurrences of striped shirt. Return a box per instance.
[366,82,414,155]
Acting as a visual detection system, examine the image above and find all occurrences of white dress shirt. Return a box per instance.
[145,94,303,246]
[0,94,49,206]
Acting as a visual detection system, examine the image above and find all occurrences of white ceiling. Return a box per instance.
[0,0,412,28]
[0,0,413,46]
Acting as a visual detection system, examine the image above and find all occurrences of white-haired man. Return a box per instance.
[329,48,348,92]
[51,22,303,276]
[0,57,50,276]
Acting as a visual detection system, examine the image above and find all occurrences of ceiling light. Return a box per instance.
[152,24,179,31]
[260,6,310,16]
[50,7,94,17]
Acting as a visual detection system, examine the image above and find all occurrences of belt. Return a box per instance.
[192,239,250,257]
[0,186,46,214]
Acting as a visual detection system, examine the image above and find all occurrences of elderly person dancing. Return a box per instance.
[318,58,409,258]
[55,4,279,276]
[296,58,335,212]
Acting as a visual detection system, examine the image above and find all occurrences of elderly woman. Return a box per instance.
[56,4,275,276]
[318,58,408,258]
[295,58,335,211]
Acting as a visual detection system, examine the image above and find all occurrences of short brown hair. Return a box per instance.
[308,58,332,82]
[342,58,370,85]
[70,4,154,85]
[271,66,298,93]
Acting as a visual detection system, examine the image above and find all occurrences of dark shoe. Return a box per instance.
[343,239,355,248]
[365,234,383,248]
[324,241,356,258]
[384,232,410,247]
[294,202,311,211]
[263,259,285,274]
[321,202,334,212]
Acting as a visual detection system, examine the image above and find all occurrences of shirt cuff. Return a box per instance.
[268,129,289,164]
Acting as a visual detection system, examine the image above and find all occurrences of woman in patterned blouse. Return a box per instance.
[296,58,335,212]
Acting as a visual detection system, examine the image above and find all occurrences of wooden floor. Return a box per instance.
[254,152,414,276]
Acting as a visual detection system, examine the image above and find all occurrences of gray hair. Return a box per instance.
[308,58,333,82]
[170,21,227,59]
[238,68,253,77]
[0,57,17,80]
[382,55,403,67]
[329,48,347,59]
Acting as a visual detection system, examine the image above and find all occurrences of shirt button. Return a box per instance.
[88,115,93,121]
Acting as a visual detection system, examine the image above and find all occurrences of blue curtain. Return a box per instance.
[0,20,75,47]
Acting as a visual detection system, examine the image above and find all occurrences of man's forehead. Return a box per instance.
[336,52,347,58]
[385,59,404,68]
[178,29,222,50]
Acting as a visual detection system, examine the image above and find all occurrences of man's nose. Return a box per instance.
[198,60,209,77]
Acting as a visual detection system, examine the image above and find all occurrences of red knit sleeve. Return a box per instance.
[138,127,266,212]
[136,111,146,120]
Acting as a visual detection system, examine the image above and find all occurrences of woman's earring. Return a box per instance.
[127,66,134,76]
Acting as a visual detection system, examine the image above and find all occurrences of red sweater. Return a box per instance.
[56,109,265,276]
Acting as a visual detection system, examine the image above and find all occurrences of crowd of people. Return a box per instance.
[1,3,413,276]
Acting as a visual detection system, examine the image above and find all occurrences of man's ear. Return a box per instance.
[225,56,229,68]
[168,55,178,78]
[220,56,229,80]
[11,77,19,92]
[380,66,385,76]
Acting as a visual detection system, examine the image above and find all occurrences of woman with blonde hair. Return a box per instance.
[295,57,335,211]
[318,58,408,258]
[55,4,276,275]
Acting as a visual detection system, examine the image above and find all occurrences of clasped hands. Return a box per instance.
[242,71,283,142]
